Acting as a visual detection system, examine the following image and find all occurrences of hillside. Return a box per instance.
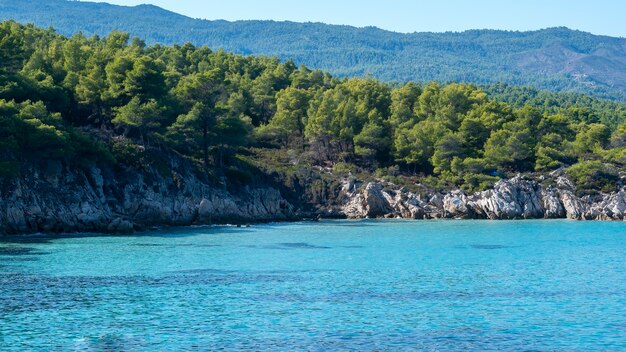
[3,21,626,233]
[1,0,626,100]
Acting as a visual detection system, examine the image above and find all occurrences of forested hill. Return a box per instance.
[3,20,626,199]
[1,0,626,101]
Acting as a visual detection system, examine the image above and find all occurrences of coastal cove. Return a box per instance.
[4,2,626,350]
[2,220,626,350]
[3,21,626,237]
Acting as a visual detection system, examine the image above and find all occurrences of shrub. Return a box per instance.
[461,173,499,193]
[566,161,619,196]
[224,166,253,185]
[111,137,147,168]
[333,162,354,175]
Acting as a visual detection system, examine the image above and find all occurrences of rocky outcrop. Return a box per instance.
[340,176,626,221]
[3,161,626,235]
[0,160,296,235]
[343,182,394,218]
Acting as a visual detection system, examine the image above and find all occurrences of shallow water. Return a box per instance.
[1,220,625,351]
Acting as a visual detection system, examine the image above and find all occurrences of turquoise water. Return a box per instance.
[1,220,626,351]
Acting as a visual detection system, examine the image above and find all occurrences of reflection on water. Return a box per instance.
[0,246,47,256]
[1,220,626,350]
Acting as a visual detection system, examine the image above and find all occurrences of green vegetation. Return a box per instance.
[566,161,619,196]
[1,21,626,194]
[483,84,626,129]
[2,0,626,101]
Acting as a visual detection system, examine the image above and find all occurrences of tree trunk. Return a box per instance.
[202,119,209,170]
[218,146,225,169]
[298,119,306,152]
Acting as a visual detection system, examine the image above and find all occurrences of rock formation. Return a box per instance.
[2,162,626,235]
[0,160,295,235]
[340,176,626,221]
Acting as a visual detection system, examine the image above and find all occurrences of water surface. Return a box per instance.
[1,220,625,350]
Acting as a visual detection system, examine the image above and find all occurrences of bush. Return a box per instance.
[333,162,355,175]
[70,130,115,166]
[374,165,399,178]
[566,161,619,196]
[461,173,499,193]
[602,147,626,168]
[224,166,253,185]
[111,137,147,168]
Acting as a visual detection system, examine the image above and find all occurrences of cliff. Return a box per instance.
[0,160,296,235]
[2,163,626,235]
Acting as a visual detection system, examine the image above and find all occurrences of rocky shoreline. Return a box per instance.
[2,162,625,235]
[339,176,626,221]
[0,161,297,235]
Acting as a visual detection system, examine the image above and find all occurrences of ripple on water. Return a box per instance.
[243,242,332,250]
[1,220,626,350]
[471,244,515,250]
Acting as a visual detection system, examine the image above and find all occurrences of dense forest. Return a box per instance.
[2,21,626,196]
[2,0,626,101]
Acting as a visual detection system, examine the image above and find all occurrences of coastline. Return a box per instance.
[4,217,625,240]
[2,161,626,236]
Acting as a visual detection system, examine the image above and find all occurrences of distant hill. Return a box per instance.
[2,0,626,100]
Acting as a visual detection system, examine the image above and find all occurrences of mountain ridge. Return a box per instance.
[1,0,626,100]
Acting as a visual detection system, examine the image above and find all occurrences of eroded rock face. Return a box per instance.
[339,176,626,222]
[0,161,296,235]
[3,163,626,235]
[443,191,470,219]
[469,178,545,219]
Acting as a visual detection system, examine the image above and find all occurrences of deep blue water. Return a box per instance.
[1,220,626,351]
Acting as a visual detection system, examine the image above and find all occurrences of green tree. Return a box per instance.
[0,21,27,75]
[483,126,535,172]
[170,69,227,169]
[458,117,489,156]
[535,133,576,171]
[432,133,466,174]
[389,82,421,131]
[75,52,107,123]
[123,56,166,101]
[566,161,619,196]
[269,87,311,147]
[572,123,610,158]
[354,120,390,165]
[112,97,164,145]
[213,114,252,168]
[610,123,626,148]
[394,119,449,172]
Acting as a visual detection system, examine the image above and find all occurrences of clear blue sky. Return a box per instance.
[82,0,626,37]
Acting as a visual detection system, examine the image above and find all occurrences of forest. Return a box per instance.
[2,21,626,195]
[2,0,626,102]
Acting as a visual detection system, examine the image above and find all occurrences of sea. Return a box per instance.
[1,220,625,351]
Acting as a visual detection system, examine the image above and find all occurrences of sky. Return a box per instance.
[81,0,626,37]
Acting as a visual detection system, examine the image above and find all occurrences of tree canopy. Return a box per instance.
[2,0,626,101]
[2,21,626,194]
